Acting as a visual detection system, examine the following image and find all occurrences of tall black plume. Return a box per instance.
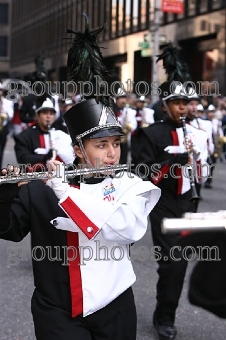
[65,13,110,105]
[156,42,191,83]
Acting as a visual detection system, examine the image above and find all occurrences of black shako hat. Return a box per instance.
[159,81,189,102]
[64,97,123,144]
[63,14,123,144]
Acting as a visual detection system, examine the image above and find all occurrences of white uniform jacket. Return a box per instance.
[187,123,209,184]
[34,128,74,164]
[190,118,214,156]
[138,107,155,126]
[117,107,137,132]
[0,97,14,125]
[47,172,161,317]
[164,124,208,190]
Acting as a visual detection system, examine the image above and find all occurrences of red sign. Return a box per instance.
[161,0,184,14]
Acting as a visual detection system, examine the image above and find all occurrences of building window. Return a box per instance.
[167,12,174,23]
[133,0,138,31]
[140,0,147,29]
[0,36,8,57]
[111,0,117,38]
[104,0,111,40]
[118,0,124,35]
[0,3,8,24]
[188,0,196,16]
[177,11,184,20]
[211,0,222,10]
[200,20,207,31]
[199,0,208,13]
[125,0,131,34]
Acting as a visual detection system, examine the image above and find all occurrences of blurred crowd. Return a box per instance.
[1,79,226,170]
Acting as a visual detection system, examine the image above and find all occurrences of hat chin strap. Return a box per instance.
[78,139,94,169]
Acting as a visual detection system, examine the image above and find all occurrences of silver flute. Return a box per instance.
[161,210,226,233]
[0,164,129,184]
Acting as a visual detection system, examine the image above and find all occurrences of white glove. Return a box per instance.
[46,162,71,200]
[34,147,48,154]
[46,177,71,200]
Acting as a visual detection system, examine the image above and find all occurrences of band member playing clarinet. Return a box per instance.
[14,97,74,172]
[136,44,207,340]
[0,17,161,340]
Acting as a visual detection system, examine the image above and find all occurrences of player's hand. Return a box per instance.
[1,165,28,187]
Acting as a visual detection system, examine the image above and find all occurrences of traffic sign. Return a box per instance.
[138,41,150,49]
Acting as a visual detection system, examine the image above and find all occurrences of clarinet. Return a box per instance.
[180,116,200,203]
[47,123,57,160]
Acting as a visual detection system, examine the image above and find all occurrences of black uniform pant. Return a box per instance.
[205,155,217,185]
[193,181,202,213]
[31,287,137,340]
[150,191,192,325]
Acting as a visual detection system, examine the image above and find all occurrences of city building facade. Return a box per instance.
[7,0,226,96]
[0,0,11,79]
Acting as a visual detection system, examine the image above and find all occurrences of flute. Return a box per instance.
[161,210,226,233]
[0,164,129,184]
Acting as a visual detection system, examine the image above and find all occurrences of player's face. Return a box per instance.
[163,99,188,125]
[136,101,145,110]
[37,110,56,130]
[206,111,214,121]
[187,100,199,119]
[74,135,121,167]
[116,97,127,109]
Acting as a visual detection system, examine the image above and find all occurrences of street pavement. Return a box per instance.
[0,137,226,340]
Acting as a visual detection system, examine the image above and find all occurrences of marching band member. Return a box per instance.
[14,97,74,171]
[131,95,154,164]
[0,17,160,340]
[52,97,73,134]
[134,95,155,127]
[196,103,205,118]
[187,92,214,156]
[136,43,203,340]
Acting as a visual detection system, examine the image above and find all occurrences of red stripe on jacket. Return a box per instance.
[39,134,45,148]
[151,164,170,185]
[67,230,83,317]
[61,197,100,240]
[66,185,83,317]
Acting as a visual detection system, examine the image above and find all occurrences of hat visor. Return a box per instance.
[89,127,125,139]
[166,95,189,102]
[36,107,56,113]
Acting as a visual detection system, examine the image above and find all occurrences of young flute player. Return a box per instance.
[0,16,160,340]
